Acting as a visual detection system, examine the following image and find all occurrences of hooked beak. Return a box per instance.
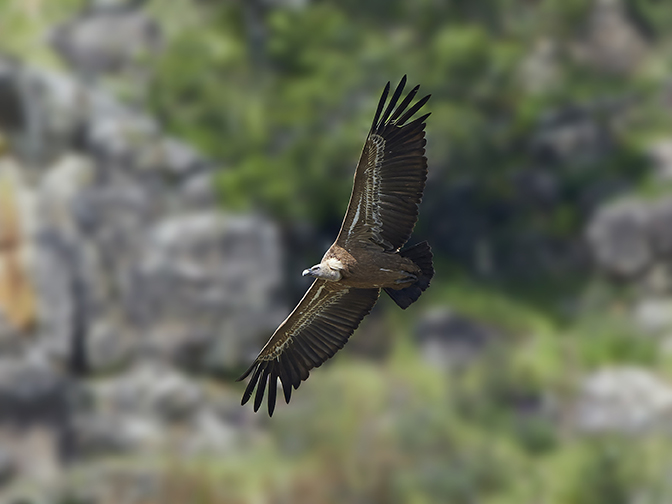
[302,268,313,277]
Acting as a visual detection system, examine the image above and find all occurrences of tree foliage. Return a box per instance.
[148,0,667,280]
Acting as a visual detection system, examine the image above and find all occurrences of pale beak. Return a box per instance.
[302,268,312,277]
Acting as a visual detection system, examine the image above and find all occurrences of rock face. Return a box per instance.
[586,199,652,278]
[133,211,286,372]
[414,308,498,368]
[572,0,648,75]
[0,358,75,487]
[0,55,286,372]
[573,367,672,433]
[532,104,615,167]
[647,139,672,182]
[0,45,285,495]
[51,6,162,77]
[633,298,672,334]
[73,361,224,457]
[586,195,672,284]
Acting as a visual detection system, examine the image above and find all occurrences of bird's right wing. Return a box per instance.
[237,279,380,416]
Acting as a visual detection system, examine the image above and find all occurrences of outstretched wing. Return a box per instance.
[237,280,380,416]
[336,76,430,251]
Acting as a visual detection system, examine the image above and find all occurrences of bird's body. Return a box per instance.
[238,76,434,416]
[320,243,421,289]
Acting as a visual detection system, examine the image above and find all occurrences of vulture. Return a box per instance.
[238,76,434,416]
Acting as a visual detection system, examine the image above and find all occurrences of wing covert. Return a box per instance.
[237,279,380,416]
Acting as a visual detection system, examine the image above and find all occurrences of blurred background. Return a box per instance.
[1,0,672,502]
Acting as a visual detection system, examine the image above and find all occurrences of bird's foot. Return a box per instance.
[395,273,417,285]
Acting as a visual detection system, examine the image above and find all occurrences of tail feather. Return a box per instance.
[385,241,434,309]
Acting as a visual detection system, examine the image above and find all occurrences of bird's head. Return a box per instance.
[302,260,343,281]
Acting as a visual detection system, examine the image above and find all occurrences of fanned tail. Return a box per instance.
[384,241,434,309]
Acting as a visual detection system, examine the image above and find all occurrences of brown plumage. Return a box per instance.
[237,76,434,416]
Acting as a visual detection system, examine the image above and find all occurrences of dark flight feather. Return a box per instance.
[238,281,379,416]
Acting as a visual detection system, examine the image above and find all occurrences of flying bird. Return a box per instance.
[238,76,434,416]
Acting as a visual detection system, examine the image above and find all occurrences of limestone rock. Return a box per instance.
[633,298,672,334]
[648,197,672,256]
[573,367,672,433]
[572,0,648,75]
[51,9,161,76]
[414,308,497,368]
[133,212,286,371]
[647,139,672,183]
[586,199,652,278]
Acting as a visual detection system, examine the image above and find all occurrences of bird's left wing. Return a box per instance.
[336,76,430,251]
[237,279,380,416]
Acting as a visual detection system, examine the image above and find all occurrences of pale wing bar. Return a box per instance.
[237,280,380,416]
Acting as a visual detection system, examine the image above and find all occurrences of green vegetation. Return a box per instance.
[94,319,672,503]
[0,0,84,65]
[145,0,664,235]
[5,0,672,502]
